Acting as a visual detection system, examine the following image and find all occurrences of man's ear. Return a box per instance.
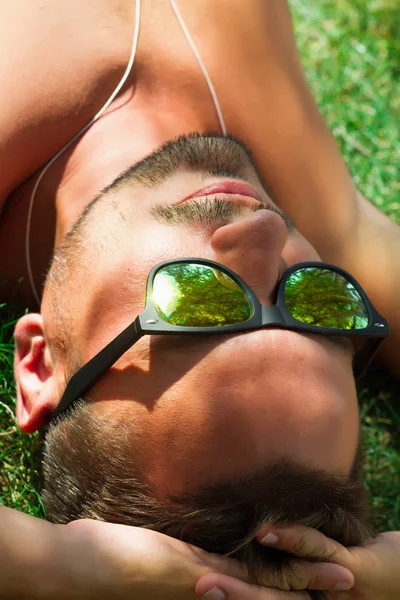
[14,313,60,433]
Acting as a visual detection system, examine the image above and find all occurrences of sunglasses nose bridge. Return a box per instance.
[260,304,286,327]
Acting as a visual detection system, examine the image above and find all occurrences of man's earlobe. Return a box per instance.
[14,314,59,433]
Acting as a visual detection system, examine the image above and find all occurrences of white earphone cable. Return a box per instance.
[26,0,142,306]
[168,0,226,135]
[26,0,226,306]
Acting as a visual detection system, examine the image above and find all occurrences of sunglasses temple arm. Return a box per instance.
[49,318,143,421]
[353,337,385,379]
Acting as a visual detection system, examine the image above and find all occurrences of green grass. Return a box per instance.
[290,0,400,532]
[1,0,400,531]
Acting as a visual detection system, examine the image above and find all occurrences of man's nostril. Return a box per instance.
[210,210,288,305]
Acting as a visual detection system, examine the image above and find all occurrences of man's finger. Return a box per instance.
[189,546,252,583]
[195,573,311,600]
[256,524,353,565]
[255,559,354,592]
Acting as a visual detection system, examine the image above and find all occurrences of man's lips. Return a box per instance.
[176,181,263,205]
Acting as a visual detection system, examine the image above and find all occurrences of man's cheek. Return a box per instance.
[282,231,321,265]
[132,224,208,267]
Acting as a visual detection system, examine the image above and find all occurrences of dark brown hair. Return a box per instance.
[40,401,372,597]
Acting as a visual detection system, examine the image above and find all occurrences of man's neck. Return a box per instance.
[0,79,221,307]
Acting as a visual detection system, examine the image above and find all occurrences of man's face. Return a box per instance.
[42,135,359,498]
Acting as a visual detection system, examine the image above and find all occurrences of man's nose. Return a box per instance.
[210,210,288,305]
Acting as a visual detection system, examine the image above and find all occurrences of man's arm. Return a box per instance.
[0,505,62,599]
[0,505,256,600]
[211,0,361,263]
[0,0,130,201]
[0,506,361,599]
[349,193,400,378]
[212,0,399,375]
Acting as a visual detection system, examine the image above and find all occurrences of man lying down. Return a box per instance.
[15,133,386,573]
[2,0,400,598]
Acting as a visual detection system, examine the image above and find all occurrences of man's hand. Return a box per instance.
[203,523,399,600]
[56,518,249,600]
[0,505,355,600]
[197,523,400,599]
[196,523,355,599]
[56,519,349,600]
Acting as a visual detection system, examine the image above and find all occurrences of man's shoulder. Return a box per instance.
[0,0,133,198]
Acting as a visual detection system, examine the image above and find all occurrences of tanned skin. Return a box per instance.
[0,0,399,376]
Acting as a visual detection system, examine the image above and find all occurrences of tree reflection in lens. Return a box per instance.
[285,268,369,329]
[153,263,252,326]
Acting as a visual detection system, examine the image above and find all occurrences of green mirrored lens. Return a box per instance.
[285,267,369,329]
[153,263,252,326]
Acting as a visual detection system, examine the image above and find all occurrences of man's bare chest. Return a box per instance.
[3,0,267,205]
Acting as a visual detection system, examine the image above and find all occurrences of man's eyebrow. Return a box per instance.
[149,331,355,349]
[149,333,222,354]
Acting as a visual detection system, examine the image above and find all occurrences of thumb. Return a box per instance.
[195,573,311,600]
[197,549,251,583]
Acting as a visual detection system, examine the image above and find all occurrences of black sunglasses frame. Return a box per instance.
[47,258,389,425]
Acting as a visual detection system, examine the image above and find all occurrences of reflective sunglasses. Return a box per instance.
[48,258,389,424]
